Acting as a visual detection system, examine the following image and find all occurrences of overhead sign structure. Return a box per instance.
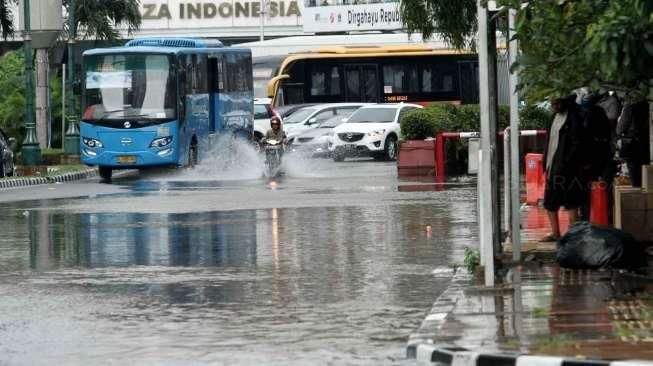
[302,1,402,34]
[137,0,302,37]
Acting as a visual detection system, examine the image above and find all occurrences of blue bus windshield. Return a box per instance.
[82,53,176,127]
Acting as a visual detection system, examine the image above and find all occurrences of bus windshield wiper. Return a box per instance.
[96,109,149,122]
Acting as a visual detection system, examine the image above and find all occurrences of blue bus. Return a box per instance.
[80,38,254,181]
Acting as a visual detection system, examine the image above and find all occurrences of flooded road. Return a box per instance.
[0,158,478,365]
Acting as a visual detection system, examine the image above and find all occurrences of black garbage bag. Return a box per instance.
[557,221,648,270]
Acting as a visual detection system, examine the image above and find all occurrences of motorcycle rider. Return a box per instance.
[263,116,287,145]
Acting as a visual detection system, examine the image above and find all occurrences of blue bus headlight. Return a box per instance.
[82,137,103,148]
[150,136,173,148]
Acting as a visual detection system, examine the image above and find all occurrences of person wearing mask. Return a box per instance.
[540,95,590,242]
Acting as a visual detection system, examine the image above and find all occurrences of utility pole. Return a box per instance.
[64,0,80,155]
[259,0,265,42]
[477,0,500,286]
[21,0,41,165]
[35,48,49,149]
[508,9,522,262]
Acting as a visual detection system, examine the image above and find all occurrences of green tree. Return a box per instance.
[400,0,477,49]
[400,0,653,101]
[0,50,63,146]
[63,0,141,40]
[0,50,25,142]
[498,0,653,101]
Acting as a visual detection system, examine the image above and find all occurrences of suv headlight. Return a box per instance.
[150,136,173,148]
[82,137,103,148]
[368,129,385,137]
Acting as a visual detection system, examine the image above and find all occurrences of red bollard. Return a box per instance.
[525,153,544,205]
[590,181,609,226]
[435,133,446,184]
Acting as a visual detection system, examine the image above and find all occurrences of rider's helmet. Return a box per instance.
[270,116,281,128]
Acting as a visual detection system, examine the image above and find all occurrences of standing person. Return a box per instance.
[540,95,590,242]
[617,100,651,187]
[581,94,613,182]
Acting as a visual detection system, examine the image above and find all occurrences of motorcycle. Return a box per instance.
[262,139,284,178]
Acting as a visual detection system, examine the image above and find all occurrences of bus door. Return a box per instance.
[344,64,379,103]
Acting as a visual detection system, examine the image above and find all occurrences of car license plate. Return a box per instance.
[117,155,137,164]
[345,144,357,150]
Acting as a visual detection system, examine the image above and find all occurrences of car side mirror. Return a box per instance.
[307,117,317,125]
[7,137,16,150]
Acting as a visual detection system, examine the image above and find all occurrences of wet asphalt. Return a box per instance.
[0,151,478,365]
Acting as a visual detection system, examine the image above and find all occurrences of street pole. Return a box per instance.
[62,64,65,149]
[64,0,79,155]
[21,0,41,166]
[259,0,265,42]
[509,9,522,262]
[477,0,497,287]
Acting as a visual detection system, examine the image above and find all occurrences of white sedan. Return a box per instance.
[329,103,422,162]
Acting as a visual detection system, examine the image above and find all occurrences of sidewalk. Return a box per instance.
[408,205,653,364]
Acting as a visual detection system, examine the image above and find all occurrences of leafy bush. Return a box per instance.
[400,103,457,139]
[400,109,438,140]
[0,49,64,150]
[463,247,481,274]
[401,103,550,140]
[42,148,64,165]
[519,105,552,130]
[0,51,27,146]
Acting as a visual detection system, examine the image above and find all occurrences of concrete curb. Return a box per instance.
[407,270,472,357]
[0,167,97,190]
[411,345,653,365]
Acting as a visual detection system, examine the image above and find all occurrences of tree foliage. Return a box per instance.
[0,0,141,40]
[0,50,62,147]
[497,0,653,101]
[401,0,653,102]
[400,0,477,49]
[63,0,141,40]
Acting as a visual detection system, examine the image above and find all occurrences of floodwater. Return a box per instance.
[0,147,478,365]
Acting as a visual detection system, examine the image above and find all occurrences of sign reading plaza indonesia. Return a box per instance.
[139,0,301,33]
[302,2,402,33]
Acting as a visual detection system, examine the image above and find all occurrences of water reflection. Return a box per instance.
[28,210,258,270]
[0,192,479,364]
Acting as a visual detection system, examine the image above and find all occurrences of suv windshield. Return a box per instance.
[283,108,317,124]
[82,53,176,126]
[347,108,397,123]
[254,104,271,119]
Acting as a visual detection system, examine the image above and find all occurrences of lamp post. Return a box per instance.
[21,0,41,165]
[64,0,79,155]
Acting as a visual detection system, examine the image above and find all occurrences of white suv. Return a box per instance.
[329,103,422,162]
[283,103,367,142]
